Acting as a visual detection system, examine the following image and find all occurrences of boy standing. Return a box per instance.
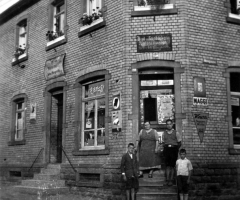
[121,143,139,200]
[176,149,193,200]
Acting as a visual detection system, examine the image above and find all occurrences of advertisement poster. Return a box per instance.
[112,110,122,132]
[30,102,36,120]
[112,93,121,110]
[192,112,209,143]
[157,95,175,124]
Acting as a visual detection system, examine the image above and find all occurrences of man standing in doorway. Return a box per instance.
[162,119,181,186]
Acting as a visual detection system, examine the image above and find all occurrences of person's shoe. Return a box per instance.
[164,180,169,186]
[138,174,143,178]
[168,180,173,186]
[148,174,152,178]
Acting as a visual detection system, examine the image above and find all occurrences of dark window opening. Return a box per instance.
[79,173,100,182]
[9,171,21,177]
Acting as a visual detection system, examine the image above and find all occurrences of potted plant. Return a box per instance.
[13,44,26,59]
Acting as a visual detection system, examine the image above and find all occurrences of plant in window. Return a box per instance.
[13,44,26,59]
[80,9,103,26]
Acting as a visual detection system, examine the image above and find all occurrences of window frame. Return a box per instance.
[73,70,111,155]
[226,0,240,25]
[225,67,240,154]
[8,94,28,146]
[46,0,67,51]
[78,0,106,37]
[131,0,177,17]
[12,16,29,66]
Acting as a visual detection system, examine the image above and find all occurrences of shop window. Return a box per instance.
[8,94,28,146]
[46,0,67,51]
[227,0,240,24]
[78,0,106,37]
[12,18,28,66]
[131,0,177,17]
[73,70,110,155]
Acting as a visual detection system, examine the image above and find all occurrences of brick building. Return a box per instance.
[1,0,240,199]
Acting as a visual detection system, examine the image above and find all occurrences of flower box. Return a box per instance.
[134,4,174,11]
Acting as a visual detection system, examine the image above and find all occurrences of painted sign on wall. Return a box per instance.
[44,53,65,80]
[136,34,172,52]
[193,77,208,106]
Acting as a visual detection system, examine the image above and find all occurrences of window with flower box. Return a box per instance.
[226,0,240,24]
[78,0,106,37]
[131,0,177,17]
[46,0,67,51]
[8,94,28,146]
[12,18,28,66]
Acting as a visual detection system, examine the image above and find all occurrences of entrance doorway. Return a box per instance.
[139,70,175,141]
[50,92,63,164]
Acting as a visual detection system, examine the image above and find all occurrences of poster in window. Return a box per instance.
[157,95,175,124]
[86,118,93,129]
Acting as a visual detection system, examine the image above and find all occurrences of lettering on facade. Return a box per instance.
[136,34,172,52]
[88,81,105,97]
[193,97,208,106]
[192,112,209,143]
[44,54,65,80]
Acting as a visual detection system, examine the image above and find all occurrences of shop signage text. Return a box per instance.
[193,97,208,106]
[136,34,172,52]
[44,54,65,80]
[192,112,209,143]
[88,81,105,97]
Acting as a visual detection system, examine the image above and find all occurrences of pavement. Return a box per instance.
[0,183,101,200]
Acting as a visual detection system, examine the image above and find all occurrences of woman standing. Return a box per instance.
[136,121,161,178]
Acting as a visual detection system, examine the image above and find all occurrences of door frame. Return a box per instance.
[43,81,67,164]
[130,60,186,144]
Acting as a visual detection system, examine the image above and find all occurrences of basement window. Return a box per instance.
[227,0,240,24]
[9,171,22,177]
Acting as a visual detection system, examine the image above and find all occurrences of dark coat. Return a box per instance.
[121,152,139,178]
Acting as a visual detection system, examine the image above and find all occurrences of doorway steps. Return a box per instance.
[137,169,178,200]
[14,164,69,196]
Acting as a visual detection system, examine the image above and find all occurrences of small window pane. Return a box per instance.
[84,131,94,146]
[230,73,240,93]
[84,101,95,130]
[85,81,105,98]
[15,130,23,140]
[17,102,23,110]
[233,128,240,145]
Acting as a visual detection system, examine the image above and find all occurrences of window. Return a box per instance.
[131,0,177,17]
[73,70,110,155]
[12,18,28,66]
[82,80,105,148]
[78,0,106,37]
[46,0,67,51]
[227,0,240,24]
[230,73,240,148]
[8,94,27,146]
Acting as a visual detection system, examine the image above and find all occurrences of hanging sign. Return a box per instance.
[193,77,208,106]
[192,113,209,143]
[112,110,122,132]
[44,53,65,80]
[30,102,37,121]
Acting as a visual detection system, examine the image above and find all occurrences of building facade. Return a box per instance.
[1,0,240,199]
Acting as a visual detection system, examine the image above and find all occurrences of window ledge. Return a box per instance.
[226,13,240,25]
[229,148,240,154]
[131,5,177,17]
[78,18,106,37]
[12,53,28,66]
[45,35,67,51]
[8,140,26,146]
[73,148,110,156]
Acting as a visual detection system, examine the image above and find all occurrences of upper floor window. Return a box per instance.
[46,0,67,50]
[227,0,240,24]
[132,0,177,17]
[12,18,28,66]
[8,94,28,146]
[78,0,106,37]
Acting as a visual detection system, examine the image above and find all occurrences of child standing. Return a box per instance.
[176,149,193,200]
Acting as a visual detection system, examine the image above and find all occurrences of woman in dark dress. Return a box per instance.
[136,121,161,178]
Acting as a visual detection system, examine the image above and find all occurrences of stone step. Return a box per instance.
[137,192,178,200]
[139,178,166,186]
[21,179,65,188]
[139,185,177,193]
[47,164,61,169]
[14,185,69,195]
[34,173,61,181]
[40,168,61,175]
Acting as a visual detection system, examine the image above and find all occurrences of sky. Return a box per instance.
[0,0,20,14]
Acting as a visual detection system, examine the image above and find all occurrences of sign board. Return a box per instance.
[192,113,209,143]
[193,97,208,106]
[112,110,122,132]
[194,77,206,97]
[44,53,65,80]
[88,81,105,97]
[136,34,172,52]
[112,93,121,110]
[30,102,36,120]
